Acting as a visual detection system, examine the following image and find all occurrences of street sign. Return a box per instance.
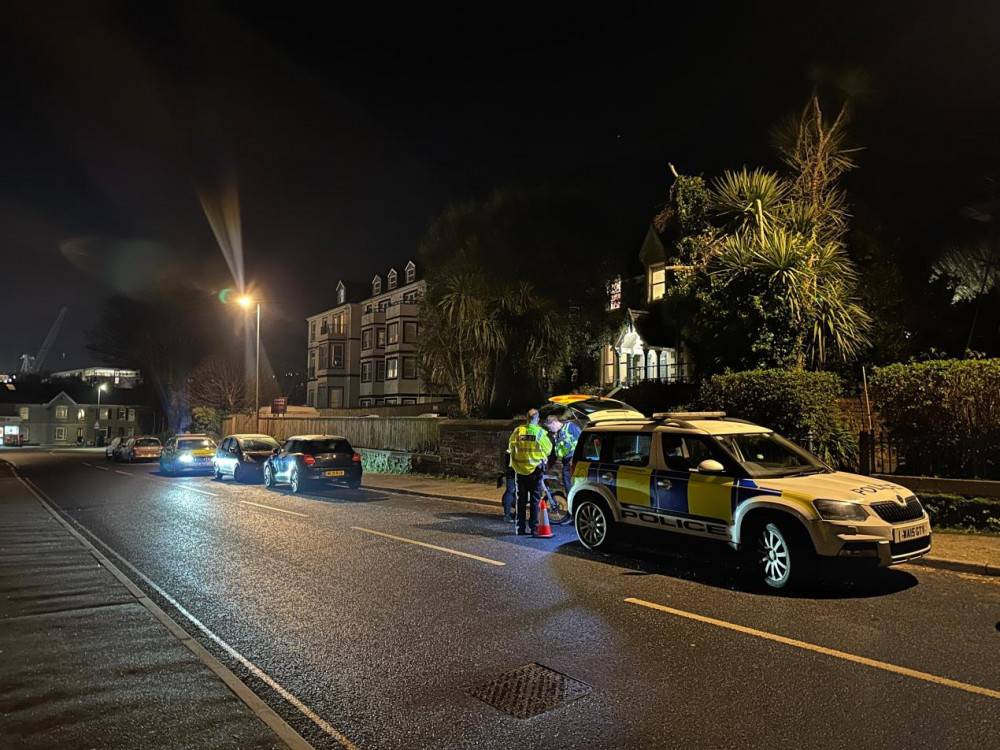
[93,421,101,430]
[271,397,287,415]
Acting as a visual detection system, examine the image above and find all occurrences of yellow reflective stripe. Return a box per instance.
[687,474,735,521]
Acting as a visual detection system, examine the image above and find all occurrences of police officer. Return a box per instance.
[544,413,581,495]
[507,409,552,536]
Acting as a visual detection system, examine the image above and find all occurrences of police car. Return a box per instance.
[567,412,932,590]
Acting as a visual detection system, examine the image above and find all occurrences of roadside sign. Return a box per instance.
[271,397,287,415]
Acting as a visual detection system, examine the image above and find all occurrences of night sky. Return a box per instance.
[2,2,999,375]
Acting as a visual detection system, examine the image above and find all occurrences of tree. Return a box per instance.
[663,95,870,372]
[188,351,252,414]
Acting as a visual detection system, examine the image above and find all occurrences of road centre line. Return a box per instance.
[93,465,110,471]
[143,475,218,497]
[352,526,505,567]
[82,462,92,467]
[115,470,132,476]
[13,469,354,750]
[624,597,1000,702]
[240,501,309,518]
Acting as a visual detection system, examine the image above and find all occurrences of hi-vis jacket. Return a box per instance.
[552,423,581,460]
[508,424,553,475]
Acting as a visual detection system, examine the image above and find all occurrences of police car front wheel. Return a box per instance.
[575,497,615,550]
[747,518,811,590]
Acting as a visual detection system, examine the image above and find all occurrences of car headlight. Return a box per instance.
[814,499,869,521]
[179,453,194,463]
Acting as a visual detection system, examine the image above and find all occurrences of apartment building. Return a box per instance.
[306,260,447,408]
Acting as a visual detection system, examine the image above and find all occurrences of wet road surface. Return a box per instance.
[5,449,1000,749]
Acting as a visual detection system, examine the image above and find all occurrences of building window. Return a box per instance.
[386,357,398,380]
[649,265,666,301]
[317,386,327,408]
[384,398,397,405]
[387,322,399,344]
[360,398,373,408]
[318,344,329,370]
[337,285,346,304]
[333,312,345,334]
[308,349,316,379]
[405,262,416,283]
[403,321,418,343]
[402,357,417,379]
[608,277,622,310]
[387,270,397,290]
[362,328,373,350]
[310,321,316,341]
[307,390,315,407]
[377,328,386,348]
[402,398,417,405]
[646,350,657,380]
[127,409,135,422]
[55,406,68,420]
[331,343,344,368]
[55,427,66,441]
[100,407,110,421]
[361,361,373,382]
[378,299,389,312]
[320,317,329,335]
[372,277,382,295]
[77,427,85,441]
[117,408,126,420]
[376,361,386,381]
[365,304,372,313]
[329,388,344,408]
[19,406,29,420]
[403,291,417,303]
[77,408,86,421]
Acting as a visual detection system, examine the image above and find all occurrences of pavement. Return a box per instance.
[0,460,307,750]
[3,450,1000,749]
[365,472,1000,577]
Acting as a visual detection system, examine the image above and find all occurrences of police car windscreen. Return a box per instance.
[716,432,827,477]
[178,439,214,451]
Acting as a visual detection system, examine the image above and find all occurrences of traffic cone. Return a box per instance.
[535,498,554,538]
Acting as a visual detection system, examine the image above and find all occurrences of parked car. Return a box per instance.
[213,434,281,483]
[263,435,362,493]
[567,411,932,591]
[123,436,163,463]
[110,437,133,462]
[105,436,124,461]
[159,434,217,475]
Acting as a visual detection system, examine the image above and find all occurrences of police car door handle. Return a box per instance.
[656,479,672,489]
[601,472,614,482]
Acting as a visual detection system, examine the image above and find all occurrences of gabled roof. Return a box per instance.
[638,224,667,267]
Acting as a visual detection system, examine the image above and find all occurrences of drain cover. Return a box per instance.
[466,663,592,719]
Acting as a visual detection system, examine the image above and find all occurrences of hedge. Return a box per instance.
[698,369,856,467]
[870,359,1000,479]
[920,493,1000,534]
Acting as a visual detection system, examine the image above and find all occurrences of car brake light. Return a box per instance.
[352,452,361,463]
[303,454,315,465]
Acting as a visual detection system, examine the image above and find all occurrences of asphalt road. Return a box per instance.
[5,449,1000,750]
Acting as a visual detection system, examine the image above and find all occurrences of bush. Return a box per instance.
[698,369,856,467]
[190,406,223,439]
[360,449,413,475]
[920,493,1000,534]
[870,359,1000,479]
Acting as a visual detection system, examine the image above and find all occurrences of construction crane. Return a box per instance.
[20,306,68,374]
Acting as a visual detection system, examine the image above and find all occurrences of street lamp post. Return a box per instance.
[95,383,106,445]
[239,296,261,433]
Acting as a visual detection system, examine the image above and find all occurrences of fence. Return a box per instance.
[221,414,441,453]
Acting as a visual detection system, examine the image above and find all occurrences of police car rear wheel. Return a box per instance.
[575,497,614,550]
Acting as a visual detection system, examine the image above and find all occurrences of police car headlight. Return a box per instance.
[814,499,869,521]
[179,453,194,463]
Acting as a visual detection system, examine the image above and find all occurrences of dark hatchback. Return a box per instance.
[263,434,362,494]
[213,434,281,483]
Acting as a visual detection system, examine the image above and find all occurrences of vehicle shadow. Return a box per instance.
[268,485,390,504]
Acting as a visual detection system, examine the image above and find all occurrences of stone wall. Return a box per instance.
[439,419,517,481]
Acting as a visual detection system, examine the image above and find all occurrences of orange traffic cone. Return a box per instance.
[535,498,554,538]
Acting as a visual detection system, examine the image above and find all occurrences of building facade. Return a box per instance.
[306,260,448,408]
[0,387,151,446]
[49,367,142,388]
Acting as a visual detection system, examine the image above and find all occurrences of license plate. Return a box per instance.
[893,523,929,543]
[325,470,345,477]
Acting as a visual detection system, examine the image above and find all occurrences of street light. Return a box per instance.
[95,383,106,445]
[238,295,261,432]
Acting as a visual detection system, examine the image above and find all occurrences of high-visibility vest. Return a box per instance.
[552,424,580,460]
[508,423,552,475]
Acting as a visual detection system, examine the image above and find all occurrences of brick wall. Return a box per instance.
[439,419,517,481]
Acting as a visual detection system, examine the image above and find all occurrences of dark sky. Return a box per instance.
[2,1,999,374]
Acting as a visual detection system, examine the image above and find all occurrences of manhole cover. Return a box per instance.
[466,663,592,719]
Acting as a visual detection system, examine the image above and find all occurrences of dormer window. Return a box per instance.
[405,261,416,284]
[387,269,398,290]
[337,282,346,305]
[648,264,666,302]
[372,276,382,296]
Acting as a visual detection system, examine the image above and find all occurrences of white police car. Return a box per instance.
[567,412,932,590]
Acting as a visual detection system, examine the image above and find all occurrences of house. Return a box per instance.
[0,382,151,446]
[306,260,451,408]
[599,225,692,388]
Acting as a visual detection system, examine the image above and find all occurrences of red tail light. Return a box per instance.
[302,454,315,465]
[352,451,362,463]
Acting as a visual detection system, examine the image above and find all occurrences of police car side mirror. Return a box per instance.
[696,459,726,474]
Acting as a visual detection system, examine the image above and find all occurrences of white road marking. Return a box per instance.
[144,476,218,497]
[625,597,1000,701]
[94,465,110,471]
[115,470,132,476]
[352,526,505,567]
[239,501,309,518]
[14,469,354,749]
[82,462,92,467]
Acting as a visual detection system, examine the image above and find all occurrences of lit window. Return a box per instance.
[608,277,622,310]
[100,407,110,421]
[19,407,29,420]
[77,408,86,421]
[649,265,666,301]
[387,323,399,344]
[117,408,126,421]
[377,328,386,348]
[386,358,398,379]
[55,406,68,420]
[331,343,344,368]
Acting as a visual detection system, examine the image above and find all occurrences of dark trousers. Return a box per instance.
[515,466,543,533]
[560,459,572,493]
[502,473,517,519]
